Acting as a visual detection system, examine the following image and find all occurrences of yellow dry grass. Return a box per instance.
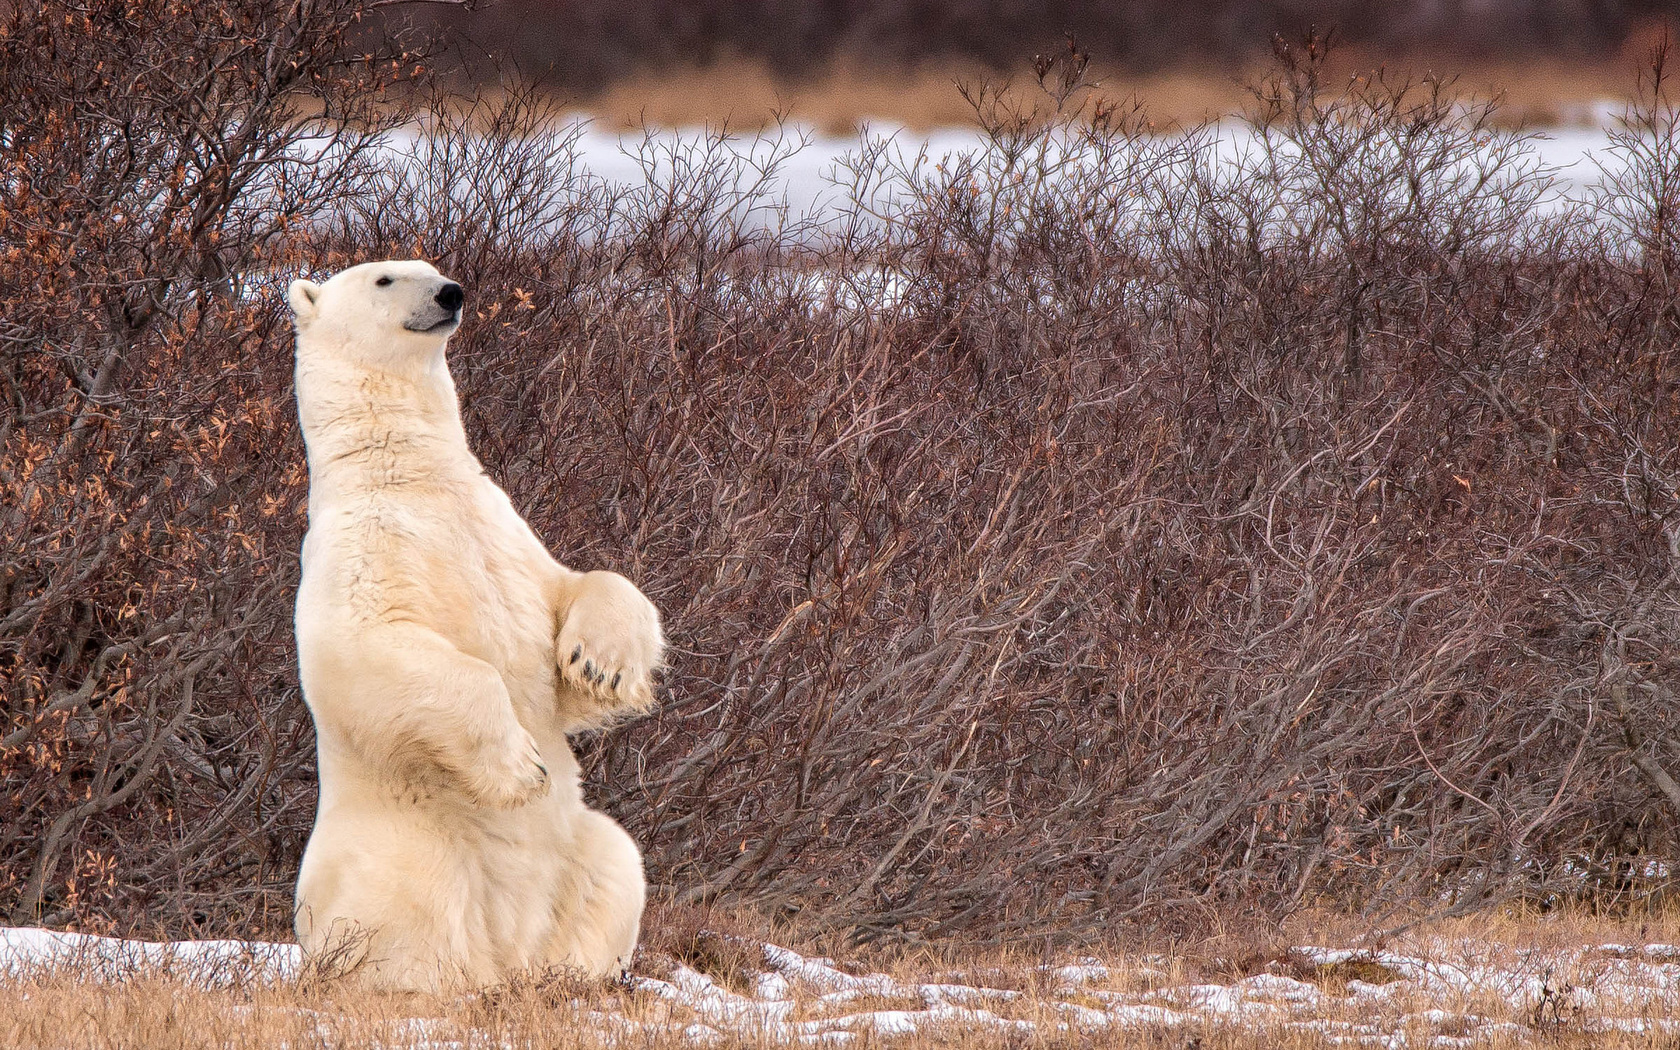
[4,903,1679,1048]
[560,28,1677,133]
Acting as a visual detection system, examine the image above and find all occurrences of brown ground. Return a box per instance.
[5,904,1679,1049]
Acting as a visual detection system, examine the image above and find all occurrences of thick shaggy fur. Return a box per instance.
[288,260,663,992]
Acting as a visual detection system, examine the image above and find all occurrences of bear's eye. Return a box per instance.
[375,275,393,287]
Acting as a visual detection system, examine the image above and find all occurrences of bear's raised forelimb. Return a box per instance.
[552,570,664,728]
[310,624,551,808]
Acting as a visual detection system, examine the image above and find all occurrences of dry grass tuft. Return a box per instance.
[1309,956,1406,992]
[655,930,765,994]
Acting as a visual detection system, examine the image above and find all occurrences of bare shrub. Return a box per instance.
[7,16,1680,945]
[0,0,423,931]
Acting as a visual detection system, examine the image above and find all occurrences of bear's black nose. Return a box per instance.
[435,283,464,312]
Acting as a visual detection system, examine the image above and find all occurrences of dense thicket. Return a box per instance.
[4,6,1680,941]
[410,0,1672,90]
[0,0,419,932]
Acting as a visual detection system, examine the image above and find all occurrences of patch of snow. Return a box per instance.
[1105,1002,1190,1027]
[0,928,300,985]
[914,981,1019,1005]
[1235,973,1324,1003]
[1348,978,1402,999]
[1049,961,1109,986]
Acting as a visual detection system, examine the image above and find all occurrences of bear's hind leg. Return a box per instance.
[296,821,496,993]
[543,809,646,976]
[298,895,468,993]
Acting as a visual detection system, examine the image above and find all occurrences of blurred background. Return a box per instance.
[401,0,1680,129]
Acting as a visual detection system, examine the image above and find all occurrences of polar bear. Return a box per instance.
[287,260,663,992]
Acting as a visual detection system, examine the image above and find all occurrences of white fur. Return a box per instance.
[288,260,663,992]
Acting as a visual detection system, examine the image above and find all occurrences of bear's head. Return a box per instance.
[288,260,465,367]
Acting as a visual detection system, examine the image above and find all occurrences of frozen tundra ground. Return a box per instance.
[3,913,1679,1048]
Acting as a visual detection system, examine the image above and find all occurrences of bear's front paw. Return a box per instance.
[556,570,664,714]
[468,725,550,809]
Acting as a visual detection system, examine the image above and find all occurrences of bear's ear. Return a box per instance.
[288,279,321,321]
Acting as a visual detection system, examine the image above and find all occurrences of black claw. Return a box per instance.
[611,672,622,690]
[570,645,582,664]
[583,660,594,678]
[536,762,548,777]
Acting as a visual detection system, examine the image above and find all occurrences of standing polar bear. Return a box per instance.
[288,260,663,992]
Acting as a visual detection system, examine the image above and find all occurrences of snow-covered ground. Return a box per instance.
[573,121,1632,217]
[367,101,1649,232]
[0,927,299,985]
[4,926,1677,1046]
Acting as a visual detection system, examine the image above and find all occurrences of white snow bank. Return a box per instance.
[0,927,300,984]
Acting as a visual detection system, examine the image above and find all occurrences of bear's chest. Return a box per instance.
[308,475,555,693]
[418,494,556,679]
